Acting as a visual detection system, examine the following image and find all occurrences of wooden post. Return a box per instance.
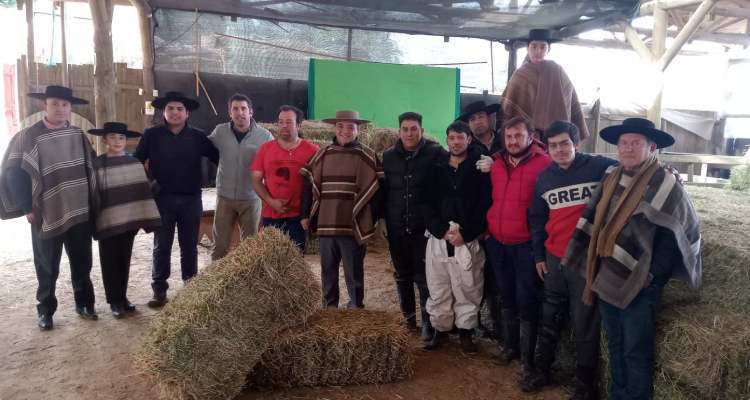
[89,0,116,154]
[687,163,695,183]
[25,0,36,114]
[591,98,601,152]
[506,40,517,82]
[129,0,155,127]
[60,0,69,86]
[346,28,353,61]
[647,5,667,125]
[490,40,495,93]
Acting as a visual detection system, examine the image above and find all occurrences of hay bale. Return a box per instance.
[134,228,320,400]
[655,304,750,399]
[246,309,414,389]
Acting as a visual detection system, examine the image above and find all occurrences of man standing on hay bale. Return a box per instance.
[525,121,617,397]
[501,29,589,140]
[301,110,383,308]
[134,91,219,308]
[381,111,446,341]
[478,116,550,387]
[252,105,319,251]
[423,121,491,353]
[0,85,99,330]
[208,93,272,260]
[563,118,702,400]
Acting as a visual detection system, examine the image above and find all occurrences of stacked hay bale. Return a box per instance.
[134,228,320,400]
[247,309,414,389]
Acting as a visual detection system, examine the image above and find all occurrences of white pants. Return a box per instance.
[425,235,485,331]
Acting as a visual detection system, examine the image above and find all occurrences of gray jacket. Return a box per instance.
[209,121,272,201]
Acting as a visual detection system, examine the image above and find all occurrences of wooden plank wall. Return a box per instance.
[16,59,146,133]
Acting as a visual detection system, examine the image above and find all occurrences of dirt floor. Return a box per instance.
[0,216,566,400]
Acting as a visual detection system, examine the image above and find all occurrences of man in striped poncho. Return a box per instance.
[0,85,99,330]
[562,118,702,400]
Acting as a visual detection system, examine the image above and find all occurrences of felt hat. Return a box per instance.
[599,117,675,149]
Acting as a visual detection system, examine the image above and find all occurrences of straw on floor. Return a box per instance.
[134,228,320,400]
[246,309,414,389]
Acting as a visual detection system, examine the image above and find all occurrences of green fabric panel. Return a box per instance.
[309,59,459,145]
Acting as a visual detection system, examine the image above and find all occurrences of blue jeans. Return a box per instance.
[262,217,306,251]
[599,284,663,400]
[152,194,202,293]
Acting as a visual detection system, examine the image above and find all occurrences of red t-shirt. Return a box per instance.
[251,139,319,219]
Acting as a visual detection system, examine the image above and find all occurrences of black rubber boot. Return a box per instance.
[570,366,599,400]
[523,314,561,392]
[459,328,478,354]
[519,320,539,392]
[395,281,417,331]
[495,308,520,365]
[147,291,168,308]
[424,329,448,351]
[418,285,434,342]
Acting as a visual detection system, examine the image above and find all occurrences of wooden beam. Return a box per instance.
[641,0,705,14]
[130,0,155,103]
[89,0,116,153]
[658,0,719,71]
[60,0,69,86]
[648,4,668,125]
[625,25,750,45]
[25,0,34,89]
[623,23,653,61]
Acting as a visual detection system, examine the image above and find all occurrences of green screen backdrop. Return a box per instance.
[309,59,460,144]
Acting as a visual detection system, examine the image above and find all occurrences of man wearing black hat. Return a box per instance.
[457,100,504,156]
[502,29,589,140]
[134,91,219,308]
[563,118,702,400]
[0,85,99,330]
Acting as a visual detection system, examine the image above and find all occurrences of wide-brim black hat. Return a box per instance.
[27,85,88,105]
[88,122,141,138]
[152,91,200,111]
[457,100,501,122]
[520,29,561,43]
[600,117,675,149]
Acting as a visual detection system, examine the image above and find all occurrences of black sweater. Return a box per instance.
[424,146,491,243]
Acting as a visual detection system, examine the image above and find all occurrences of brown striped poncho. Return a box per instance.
[300,140,383,245]
[93,154,161,240]
[0,121,97,239]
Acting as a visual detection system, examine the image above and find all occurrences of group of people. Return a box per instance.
[0,28,702,400]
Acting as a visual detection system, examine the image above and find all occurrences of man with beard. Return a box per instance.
[423,120,491,353]
[208,93,272,260]
[0,85,98,330]
[381,111,445,342]
[525,121,617,397]
[478,115,550,389]
[252,105,319,251]
[134,91,219,308]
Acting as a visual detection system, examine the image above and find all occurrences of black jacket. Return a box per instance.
[382,138,447,235]
[470,129,504,156]
[424,146,492,243]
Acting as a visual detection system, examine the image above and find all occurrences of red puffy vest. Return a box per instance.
[487,143,550,244]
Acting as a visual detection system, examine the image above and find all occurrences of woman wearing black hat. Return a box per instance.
[502,29,589,141]
[90,122,161,318]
